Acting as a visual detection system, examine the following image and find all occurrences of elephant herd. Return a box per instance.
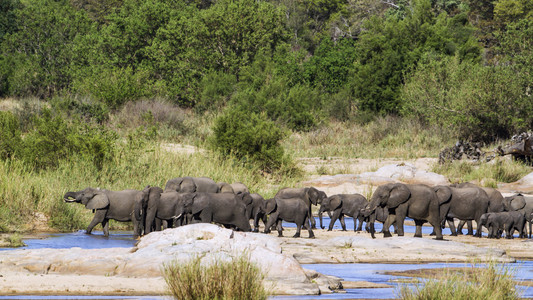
[63,177,533,240]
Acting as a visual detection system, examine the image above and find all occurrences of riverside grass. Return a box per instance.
[0,141,301,232]
[163,255,268,300]
[397,261,520,300]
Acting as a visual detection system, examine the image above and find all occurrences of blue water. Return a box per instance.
[284,216,493,237]
[1,226,531,299]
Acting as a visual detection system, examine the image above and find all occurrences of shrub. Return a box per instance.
[211,106,287,172]
[398,261,520,300]
[0,111,22,160]
[163,255,268,300]
[50,96,110,124]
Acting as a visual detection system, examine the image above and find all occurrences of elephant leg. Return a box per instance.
[309,209,316,229]
[447,218,457,236]
[293,224,302,238]
[253,212,261,233]
[529,221,532,239]
[329,210,342,231]
[382,214,396,238]
[339,214,347,231]
[474,218,483,238]
[145,209,157,235]
[102,218,110,237]
[86,210,106,235]
[304,217,315,239]
[466,220,474,236]
[428,217,443,240]
[456,220,465,235]
[356,215,364,232]
[395,215,405,237]
[414,220,424,238]
[264,212,278,234]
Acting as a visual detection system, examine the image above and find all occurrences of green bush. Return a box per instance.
[163,255,268,300]
[211,106,287,172]
[0,111,22,160]
[50,96,110,124]
[402,55,533,141]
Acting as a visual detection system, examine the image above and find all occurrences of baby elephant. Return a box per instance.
[480,211,526,239]
[318,194,367,231]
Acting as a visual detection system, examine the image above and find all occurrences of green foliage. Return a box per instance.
[431,158,531,184]
[195,71,237,113]
[50,96,110,124]
[212,106,287,172]
[402,55,533,141]
[0,0,94,97]
[0,111,22,160]
[163,255,268,300]
[353,0,481,113]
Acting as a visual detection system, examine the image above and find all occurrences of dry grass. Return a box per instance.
[397,261,520,300]
[163,255,268,300]
[284,116,454,159]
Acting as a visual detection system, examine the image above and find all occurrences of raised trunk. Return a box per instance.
[63,191,78,202]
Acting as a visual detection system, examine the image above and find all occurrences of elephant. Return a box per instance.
[217,182,234,193]
[263,197,314,238]
[479,211,526,239]
[362,206,396,234]
[135,186,196,235]
[363,183,447,240]
[164,177,219,193]
[503,193,533,238]
[231,182,250,194]
[64,187,142,237]
[175,193,251,231]
[434,185,490,237]
[451,183,505,235]
[274,187,326,229]
[249,193,268,232]
[318,194,367,231]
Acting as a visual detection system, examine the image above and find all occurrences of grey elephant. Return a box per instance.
[217,182,235,193]
[480,211,526,239]
[363,183,447,240]
[231,182,250,194]
[250,193,268,232]
[135,186,195,235]
[362,206,396,234]
[175,193,251,231]
[318,194,367,231]
[263,197,314,238]
[64,187,142,237]
[434,185,489,237]
[275,187,326,229]
[164,177,219,193]
[503,194,533,238]
[451,183,505,235]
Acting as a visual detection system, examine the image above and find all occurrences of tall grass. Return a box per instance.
[0,141,301,232]
[398,261,520,300]
[284,116,454,159]
[432,158,531,186]
[163,255,268,300]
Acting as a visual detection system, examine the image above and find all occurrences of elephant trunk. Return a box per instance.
[369,211,376,239]
[318,206,324,229]
[63,191,79,203]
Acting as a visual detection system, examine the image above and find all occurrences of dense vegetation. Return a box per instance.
[0,0,532,232]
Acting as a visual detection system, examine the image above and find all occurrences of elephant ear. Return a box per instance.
[236,192,253,206]
[387,183,411,208]
[434,186,452,205]
[306,187,320,205]
[190,194,209,215]
[510,194,526,210]
[86,192,109,210]
[330,196,342,210]
[264,198,277,215]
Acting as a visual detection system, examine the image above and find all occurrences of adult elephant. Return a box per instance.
[135,186,194,235]
[263,197,314,238]
[434,185,490,237]
[479,211,526,239]
[363,183,447,240]
[503,194,533,238]
[451,183,505,235]
[164,177,219,193]
[64,187,142,237]
[318,194,367,232]
[175,193,251,231]
[275,187,326,229]
[231,182,250,194]
[217,182,234,193]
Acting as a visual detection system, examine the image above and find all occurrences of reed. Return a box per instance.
[163,255,268,300]
[398,261,520,300]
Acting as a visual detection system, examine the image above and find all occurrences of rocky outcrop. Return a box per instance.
[0,224,341,295]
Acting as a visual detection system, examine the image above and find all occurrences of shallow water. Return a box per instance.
[0,225,530,299]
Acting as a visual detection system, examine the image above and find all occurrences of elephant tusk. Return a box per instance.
[64,198,76,202]
[172,214,183,220]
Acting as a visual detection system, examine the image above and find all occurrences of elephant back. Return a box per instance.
[193,177,219,193]
[434,186,452,205]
